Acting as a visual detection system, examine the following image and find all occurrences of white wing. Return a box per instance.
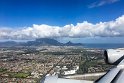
[96,59,124,83]
[42,75,93,83]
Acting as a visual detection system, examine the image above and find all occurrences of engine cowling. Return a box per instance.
[104,48,124,65]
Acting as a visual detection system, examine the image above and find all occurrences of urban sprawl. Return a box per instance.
[0,46,112,83]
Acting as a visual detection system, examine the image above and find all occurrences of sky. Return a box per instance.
[0,0,124,43]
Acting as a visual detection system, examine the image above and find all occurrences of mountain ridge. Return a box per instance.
[0,38,83,47]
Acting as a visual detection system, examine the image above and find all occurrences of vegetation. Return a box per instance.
[8,72,30,78]
[0,68,7,72]
[42,52,66,55]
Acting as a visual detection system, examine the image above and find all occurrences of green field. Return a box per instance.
[8,72,30,78]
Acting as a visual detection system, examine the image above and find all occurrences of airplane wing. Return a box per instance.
[95,59,124,83]
[42,75,93,83]
[96,48,124,83]
[41,48,124,83]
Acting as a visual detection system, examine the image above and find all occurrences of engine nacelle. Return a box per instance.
[104,48,124,65]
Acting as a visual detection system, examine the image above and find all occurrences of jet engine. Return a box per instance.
[104,48,124,65]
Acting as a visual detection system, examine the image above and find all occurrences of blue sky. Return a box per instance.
[0,0,124,43]
[1,0,124,27]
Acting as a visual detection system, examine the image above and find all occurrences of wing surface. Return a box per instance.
[96,59,124,83]
[42,75,93,83]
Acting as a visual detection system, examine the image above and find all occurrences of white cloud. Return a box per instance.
[88,0,119,8]
[0,15,124,40]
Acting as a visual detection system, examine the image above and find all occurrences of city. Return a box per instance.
[0,45,112,82]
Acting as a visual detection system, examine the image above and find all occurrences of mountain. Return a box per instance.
[65,41,83,46]
[0,41,18,47]
[23,38,64,46]
[23,38,83,46]
[0,38,83,47]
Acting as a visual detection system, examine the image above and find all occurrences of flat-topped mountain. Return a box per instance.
[0,38,83,47]
[23,38,63,46]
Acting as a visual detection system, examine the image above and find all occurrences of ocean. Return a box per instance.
[82,43,124,49]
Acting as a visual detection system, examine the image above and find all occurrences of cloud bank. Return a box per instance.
[0,15,124,40]
[88,0,119,8]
